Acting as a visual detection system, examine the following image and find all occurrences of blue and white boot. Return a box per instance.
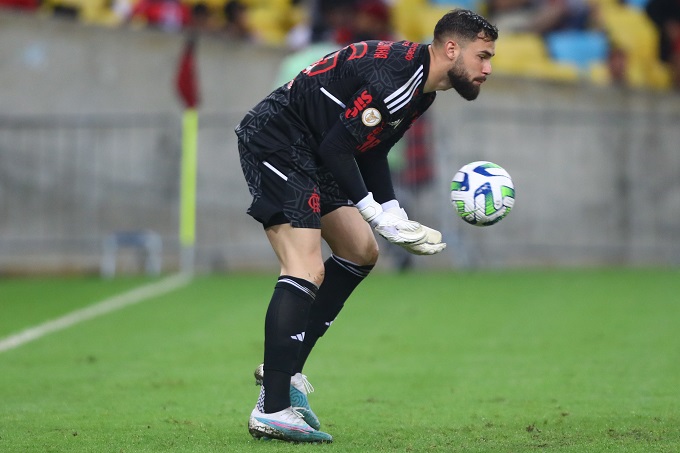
[254,363,321,430]
[248,407,332,443]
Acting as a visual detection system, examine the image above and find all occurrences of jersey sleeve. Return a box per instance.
[339,85,388,148]
[317,120,370,204]
[356,148,395,203]
[338,43,429,154]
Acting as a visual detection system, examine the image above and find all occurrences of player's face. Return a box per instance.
[448,35,494,101]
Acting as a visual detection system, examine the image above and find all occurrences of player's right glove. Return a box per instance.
[382,200,447,255]
[356,193,426,244]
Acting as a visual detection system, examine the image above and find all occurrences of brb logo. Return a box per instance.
[345,90,373,119]
[358,124,385,152]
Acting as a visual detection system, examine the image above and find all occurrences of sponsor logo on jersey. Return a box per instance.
[405,42,418,61]
[374,41,392,59]
[388,118,403,128]
[345,90,373,119]
[362,108,382,127]
[358,124,385,152]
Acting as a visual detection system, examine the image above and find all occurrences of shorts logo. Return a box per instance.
[362,108,382,127]
[308,189,321,213]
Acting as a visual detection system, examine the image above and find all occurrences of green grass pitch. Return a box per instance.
[1,269,679,452]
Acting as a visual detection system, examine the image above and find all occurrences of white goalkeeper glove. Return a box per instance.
[356,193,426,244]
[381,200,447,255]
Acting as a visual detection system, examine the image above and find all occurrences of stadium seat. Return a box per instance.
[42,0,121,25]
[599,5,658,62]
[393,0,483,42]
[597,4,670,89]
[243,0,302,46]
[492,33,579,82]
[428,0,481,10]
[419,5,460,40]
[545,30,609,72]
[625,0,649,9]
[392,0,426,41]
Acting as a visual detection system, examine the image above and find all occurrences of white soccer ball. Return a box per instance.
[450,161,515,226]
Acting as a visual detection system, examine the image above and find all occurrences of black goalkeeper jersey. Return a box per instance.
[237,40,436,157]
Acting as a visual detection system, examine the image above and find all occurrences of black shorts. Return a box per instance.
[238,139,352,229]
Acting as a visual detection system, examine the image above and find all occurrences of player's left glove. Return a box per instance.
[382,200,447,256]
[356,193,426,244]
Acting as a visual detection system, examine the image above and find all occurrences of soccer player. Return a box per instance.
[235,9,498,443]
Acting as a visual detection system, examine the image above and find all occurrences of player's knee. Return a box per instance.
[355,238,380,266]
[338,236,379,266]
[368,241,380,266]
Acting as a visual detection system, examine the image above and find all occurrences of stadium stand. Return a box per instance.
[492,32,580,81]
[595,2,672,89]
[41,0,123,25]
[0,0,675,90]
[545,29,609,72]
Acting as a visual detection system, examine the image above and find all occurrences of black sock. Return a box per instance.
[262,275,317,413]
[294,255,373,373]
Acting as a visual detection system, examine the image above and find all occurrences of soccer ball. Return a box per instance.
[450,161,515,226]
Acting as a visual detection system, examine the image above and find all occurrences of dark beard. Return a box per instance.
[448,61,481,101]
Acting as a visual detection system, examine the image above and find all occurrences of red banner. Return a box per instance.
[175,35,200,109]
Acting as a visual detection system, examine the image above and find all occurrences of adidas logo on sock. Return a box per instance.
[290,332,305,342]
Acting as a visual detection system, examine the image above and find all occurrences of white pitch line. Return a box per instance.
[0,273,192,354]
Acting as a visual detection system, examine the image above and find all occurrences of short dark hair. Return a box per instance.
[433,9,498,43]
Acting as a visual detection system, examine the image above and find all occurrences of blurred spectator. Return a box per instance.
[112,0,133,20]
[645,0,680,89]
[190,2,212,31]
[0,0,39,10]
[388,112,436,272]
[488,0,592,35]
[222,0,251,40]
[607,44,629,86]
[308,0,357,45]
[125,0,191,32]
[351,0,393,42]
[293,0,393,47]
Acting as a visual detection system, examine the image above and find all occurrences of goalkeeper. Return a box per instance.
[234,8,498,444]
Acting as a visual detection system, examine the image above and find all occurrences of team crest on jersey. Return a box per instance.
[362,108,382,127]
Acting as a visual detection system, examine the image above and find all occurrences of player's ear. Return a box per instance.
[445,39,459,61]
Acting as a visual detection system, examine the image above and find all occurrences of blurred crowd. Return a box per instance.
[1,0,679,90]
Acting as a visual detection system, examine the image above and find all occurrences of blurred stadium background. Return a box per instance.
[0,0,679,275]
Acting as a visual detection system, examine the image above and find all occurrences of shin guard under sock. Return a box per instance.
[294,255,373,373]
[262,275,317,413]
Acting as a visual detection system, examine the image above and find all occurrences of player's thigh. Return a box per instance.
[265,224,325,286]
[239,139,324,229]
[321,206,379,266]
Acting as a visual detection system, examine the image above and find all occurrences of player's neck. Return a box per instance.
[424,44,450,93]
